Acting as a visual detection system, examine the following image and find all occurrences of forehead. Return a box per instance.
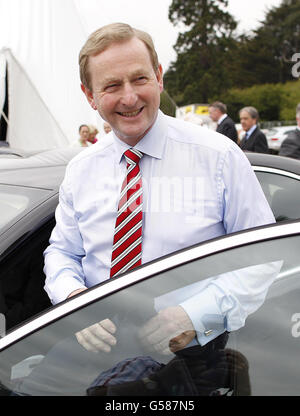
[88,37,154,84]
[240,111,251,118]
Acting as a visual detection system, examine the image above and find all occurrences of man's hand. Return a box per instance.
[67,289,117,353]
[138,306,196,355]
[75,319,117,353]
[67,288,87,298]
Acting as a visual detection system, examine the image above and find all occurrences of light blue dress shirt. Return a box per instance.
[44,110,276,345]
[245,124,257,139]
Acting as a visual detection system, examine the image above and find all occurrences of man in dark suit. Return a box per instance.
[209,101,238,143]
[239,106,269,154]
[279,104,300,159]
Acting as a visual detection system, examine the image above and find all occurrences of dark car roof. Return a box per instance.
[0,147,83,189]
[245,152,300,175]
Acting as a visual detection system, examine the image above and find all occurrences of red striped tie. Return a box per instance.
[110,148,143,278]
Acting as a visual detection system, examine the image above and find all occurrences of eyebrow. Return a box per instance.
[102,69,149,86]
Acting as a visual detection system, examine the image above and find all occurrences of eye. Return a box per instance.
[135,76,147,84]
[105,83,119,92]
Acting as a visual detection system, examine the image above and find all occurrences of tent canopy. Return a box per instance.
[0,0,101,151]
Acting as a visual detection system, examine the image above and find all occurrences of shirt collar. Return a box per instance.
[246,124,257,138]
[113,110,168,163]
[218,114,227,125]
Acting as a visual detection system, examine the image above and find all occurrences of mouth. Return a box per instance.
[117,107,144,118]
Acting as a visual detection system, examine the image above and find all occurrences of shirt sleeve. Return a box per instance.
[180,261,282,346]
[44,169,87,304]
[221,143,275,233]
[180,143,278,345]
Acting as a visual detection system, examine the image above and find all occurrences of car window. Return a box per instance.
[255,171,300,221]
[0,218,54,331]
[1,230,299,396]
[0,186,50,232]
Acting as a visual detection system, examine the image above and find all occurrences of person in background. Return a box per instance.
[209,101,238,143]
[103,121,112,134]
[76,124,90,147]
[239,107,269,154]
[87,125,99,144]
[279,103,300,159]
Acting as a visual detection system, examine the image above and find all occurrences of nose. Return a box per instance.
[120,82,138,108]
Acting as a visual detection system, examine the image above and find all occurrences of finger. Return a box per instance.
[90,323,117,347]
[138,316,160,338]
[99,318,117,335]
[76,328,111,353]
[169,330,196,353]
[75,323,116,353]
[75,331,110,353]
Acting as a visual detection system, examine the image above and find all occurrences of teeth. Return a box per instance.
[120,109,141,117]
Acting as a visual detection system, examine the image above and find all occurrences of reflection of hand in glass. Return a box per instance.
[75,318,117,353]
[138,306,195,355]
[169,330,196,353]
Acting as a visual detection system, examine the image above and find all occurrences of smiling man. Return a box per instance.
[81,35,163,146]
[44,23,276,356]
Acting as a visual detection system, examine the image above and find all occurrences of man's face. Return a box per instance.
[79,126,89,140]
[239,110,256,132]
[209,106,221,122]
[82,37,163,146]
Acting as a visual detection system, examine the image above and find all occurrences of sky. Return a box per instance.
[76,0,283,71]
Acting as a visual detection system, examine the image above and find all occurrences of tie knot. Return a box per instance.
[124,148,143,165]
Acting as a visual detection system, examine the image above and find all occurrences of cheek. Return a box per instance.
[94,95,114,117]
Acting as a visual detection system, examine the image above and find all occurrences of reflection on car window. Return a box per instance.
[1,233,300,396]
[0,192,29,229]
[255,172,300,222]
[0,186,50,232]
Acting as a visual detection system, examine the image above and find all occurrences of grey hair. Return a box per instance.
[239,106,259,121]
[209,101,227,114]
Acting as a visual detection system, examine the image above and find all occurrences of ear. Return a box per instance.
[156,64,164,93]
[81,84,97,110]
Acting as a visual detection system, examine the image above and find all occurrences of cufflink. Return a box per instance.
[204,329,213,336]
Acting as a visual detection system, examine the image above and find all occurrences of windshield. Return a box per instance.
[0,185,50,232]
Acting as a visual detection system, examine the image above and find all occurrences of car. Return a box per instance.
[0,150,300,396]
[0,218,300,396]
[0,150,300,332]
[265,125,297,154]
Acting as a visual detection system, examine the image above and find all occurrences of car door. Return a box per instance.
[0,220,299,396]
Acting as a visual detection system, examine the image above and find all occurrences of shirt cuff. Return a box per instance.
[180,285,226,346]
[44,274,86,305]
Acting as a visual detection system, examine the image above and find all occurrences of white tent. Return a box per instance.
[0,0,101,151]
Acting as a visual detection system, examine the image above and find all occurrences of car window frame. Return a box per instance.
[252,165,300,181]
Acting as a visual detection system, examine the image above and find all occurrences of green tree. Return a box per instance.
[164,0,237,105]
[225,0,300,88]
[159,90,177,117]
